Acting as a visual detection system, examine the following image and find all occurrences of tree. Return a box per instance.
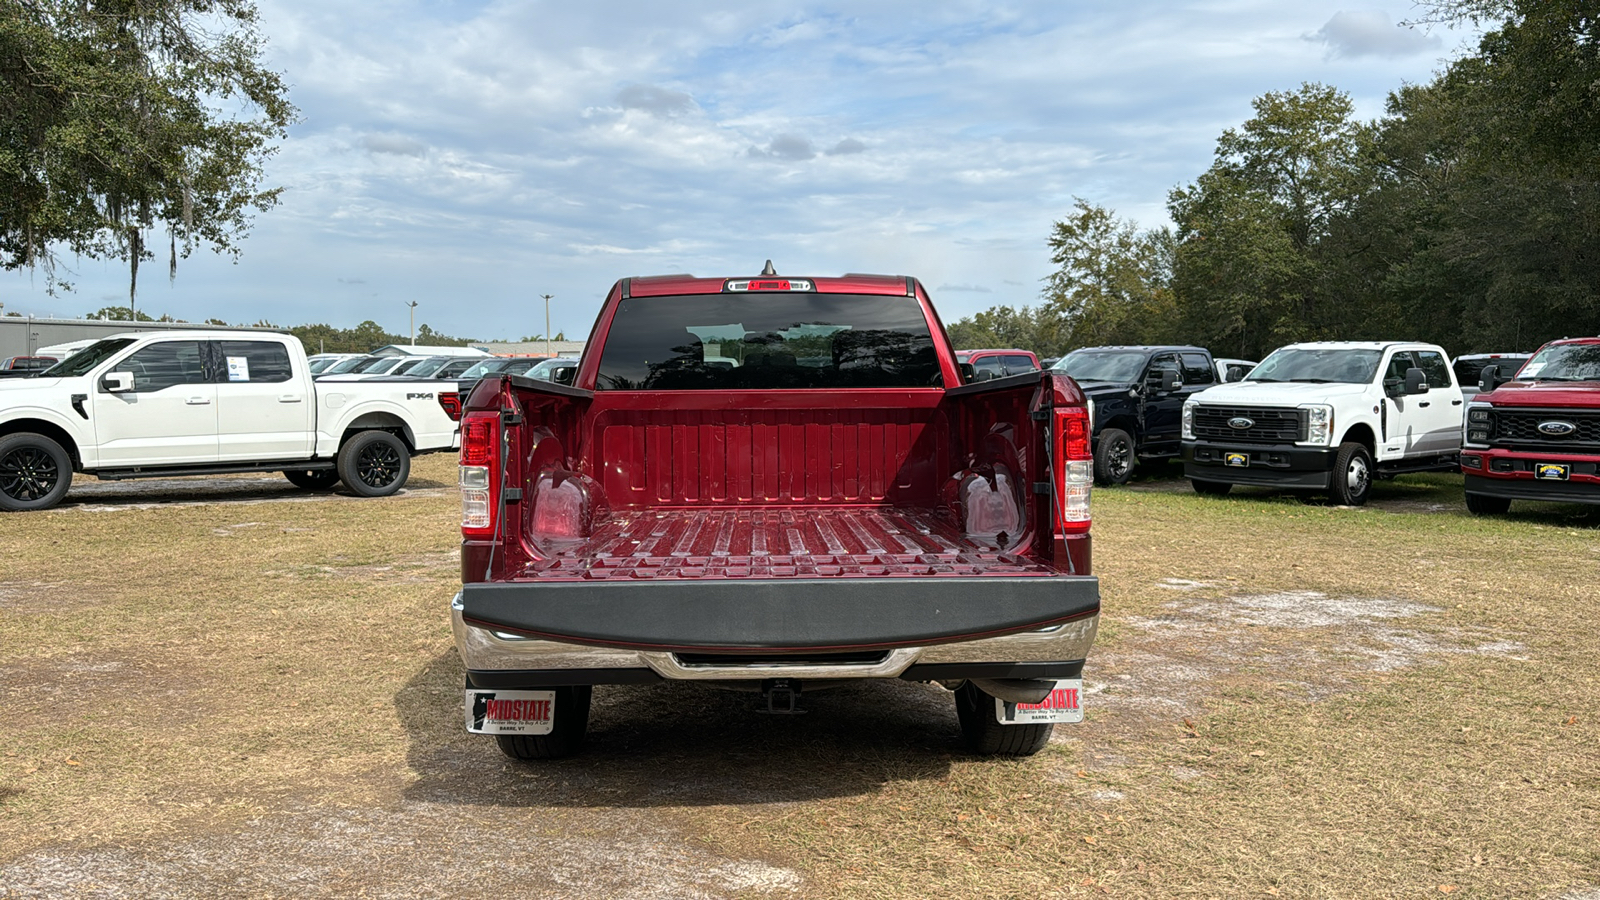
[945,304,1051,353]
[0,1,295,298]
[85,305,153,321]
[1168,84,1378,358]
[1038,199,1176,352]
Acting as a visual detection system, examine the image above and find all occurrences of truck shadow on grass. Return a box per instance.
[397,650,959,809]
[53,474,454,510]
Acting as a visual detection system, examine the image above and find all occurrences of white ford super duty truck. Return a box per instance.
[1180,341,1464,505]
[0,330,463,511]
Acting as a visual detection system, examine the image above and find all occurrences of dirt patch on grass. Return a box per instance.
[0,802,800,899]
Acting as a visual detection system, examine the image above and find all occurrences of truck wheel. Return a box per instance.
[495,685,592,761]
[283,468,340,491]
[1093,428,1136,486]
[1191,478,1231,496]
[0,433,74,512]
[954,682,1053,757]
[337,431,411,497]
[1465,493,1511,516]
[1329,442,1373,506]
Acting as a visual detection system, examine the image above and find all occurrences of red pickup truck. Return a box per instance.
[451,269,1099,759]
[1462,336,1600,513]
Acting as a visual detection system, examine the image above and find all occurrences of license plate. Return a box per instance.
[1224,452,1249,468]
[995,679,1084,725]
[465,688,555,735]
[1535,463,1570,481]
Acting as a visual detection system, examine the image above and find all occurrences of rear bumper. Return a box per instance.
[1182,441,1333,489]
[452,575,1099,684]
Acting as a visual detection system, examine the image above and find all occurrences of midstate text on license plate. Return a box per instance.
[1536,463,1570,481]
[1224,452,1249,468]
[995,680,1084,725]
[465,688,555,735]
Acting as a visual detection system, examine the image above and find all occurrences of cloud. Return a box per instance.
[827,138,867,155]
[748,133,817,161]
[937,283,993,293]
[615,84,695,117]
[360,132,428,156]
[337,277,366,284]
[1308,10,1442,59]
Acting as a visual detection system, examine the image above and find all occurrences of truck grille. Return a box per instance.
[1192,406,1304,444]
[1488,409,1600,450]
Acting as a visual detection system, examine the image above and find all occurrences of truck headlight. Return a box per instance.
[1182,400,1196,440]
[1301,404,1333,446]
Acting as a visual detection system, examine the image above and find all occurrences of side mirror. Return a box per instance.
[102,372,134,393]
[1478,365,1501,393]
[1405,367,1428,395]
[959,362,976,383]
[552,366,577,386]
[1156,369,1181,392]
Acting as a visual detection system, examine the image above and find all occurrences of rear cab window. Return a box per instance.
[218,341,293,383]
[595,293,941,390]
[1180,352,1215,385]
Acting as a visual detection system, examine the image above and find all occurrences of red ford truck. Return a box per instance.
[450,269,1100,759]
[1462,336,1600,514]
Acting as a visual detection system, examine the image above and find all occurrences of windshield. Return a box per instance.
[325,356,373,374]
[1246,348,1382,384]
[530,359,575,381]
[308,358,340,374]
[361,358,402,374]
[404,358,448,377]
[41,339,136,377]
[1453,356,1528,385]
[1517,343,1600,382]
[460,360,510,379]
[595,293,939,390]
[1051,350,1149,383]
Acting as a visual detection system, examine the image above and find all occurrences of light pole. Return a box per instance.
[404,300,419,346]
[540,294,553,357]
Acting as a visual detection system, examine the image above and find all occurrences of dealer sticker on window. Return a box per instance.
[465,688,555,735]
[995,679,1084,725]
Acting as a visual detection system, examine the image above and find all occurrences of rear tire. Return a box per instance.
[1329,442,1373,506]
[1465,492,1511,516]
[336,430,411,497]
[283,468,340,491]
[1093,428,1136,486]
[1191,478,1232,497]
[954,682,1053,757]
[0,433,74,512]
[495,685,593,761]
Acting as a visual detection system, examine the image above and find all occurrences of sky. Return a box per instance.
[1,1,1478,341]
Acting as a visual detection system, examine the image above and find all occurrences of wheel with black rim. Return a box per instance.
[954,682,1054,757]
[1191,478,1231,496]
[1093,428,1136,486]
[283,468,341,491]
[336,430,411,498]
[495,685,593,761]
[0,432,74,512]
[1329,442,1373,506]
[1465,492,1511,516]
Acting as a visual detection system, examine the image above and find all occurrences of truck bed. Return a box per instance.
[515,506,1058,582]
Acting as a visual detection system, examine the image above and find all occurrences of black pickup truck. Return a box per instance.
[1051,345,1221,485]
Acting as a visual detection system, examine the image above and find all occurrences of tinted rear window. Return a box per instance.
[596,293,941,390]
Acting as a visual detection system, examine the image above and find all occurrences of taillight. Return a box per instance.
[460,412,501,537]
[439,392,462,421]
[1053,406,1092,534]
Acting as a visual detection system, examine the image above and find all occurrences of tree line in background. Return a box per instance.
[67,306,476,353]
[948,0,1600,362]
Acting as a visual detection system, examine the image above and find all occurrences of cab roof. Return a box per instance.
[623,273,913,297]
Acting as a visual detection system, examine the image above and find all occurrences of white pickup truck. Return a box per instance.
[0,330,462,511]
[1180,341,1464,505]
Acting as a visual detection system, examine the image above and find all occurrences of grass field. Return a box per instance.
[1,456,1597,898]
